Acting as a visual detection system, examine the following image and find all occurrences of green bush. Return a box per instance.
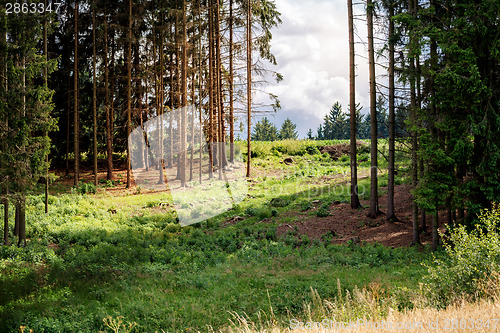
[75,182,97,194]
[426,204,500,306]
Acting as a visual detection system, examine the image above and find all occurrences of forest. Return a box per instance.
[1,0,500,332]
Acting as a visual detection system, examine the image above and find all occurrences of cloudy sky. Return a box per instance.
[255,0,370,138]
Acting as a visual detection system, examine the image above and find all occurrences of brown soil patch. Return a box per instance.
[277,185,446,248]
[320,141,367,160]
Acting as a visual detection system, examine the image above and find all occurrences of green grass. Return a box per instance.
[0,139,431,332]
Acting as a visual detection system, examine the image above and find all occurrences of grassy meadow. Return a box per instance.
[0,140,497,332]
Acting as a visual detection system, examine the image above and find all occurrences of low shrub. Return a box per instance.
[426,203,500,306]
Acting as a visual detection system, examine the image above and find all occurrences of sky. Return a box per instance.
[255,0,370,138]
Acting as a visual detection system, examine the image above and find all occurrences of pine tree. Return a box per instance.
[251,117,278,141]
[278,118,298,140]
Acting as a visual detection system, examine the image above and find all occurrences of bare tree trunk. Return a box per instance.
[3,193,7,245]
[348,0,360,209]
[93,0,98,186]
[229,0,235,163]
[14,203,19,237]
[66,75,70,176]
[1,24,7,243]
[190,62,195,181]
[387,0,398,221]
[17,198,26,247]
[44,0,49,213]
[74,0,79,186]
[126,0,132,188]
[180,0,187,187]
[208,0,214,178]
[367,0,379,218]
[104,18,113,181]
[198,0,203,183]
[409,0,420,244]
[246,0,252,178]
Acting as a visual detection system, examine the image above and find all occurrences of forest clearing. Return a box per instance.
[1,0,500,332]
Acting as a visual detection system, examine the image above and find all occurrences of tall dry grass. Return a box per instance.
[218,277,500,333]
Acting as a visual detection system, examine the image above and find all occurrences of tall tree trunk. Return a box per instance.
[93,0,98,186]
[1,23,7,244]
[190,61,195,181]
[229,0,235,163]
[126,0,132,188]
[409,0,420,244]
[74,0,79,186]
[44,0,49,213]
[216,0,223,180]
[104,18,113,180]
[246,0,252,178]
[208,0,214,178]
[66,74,70,176]
[348,0,360,209]
[217,0,228,171]
[198,0,203,183]
[387,0,397,221]
[180,0,187,187]
[367,0,379,218]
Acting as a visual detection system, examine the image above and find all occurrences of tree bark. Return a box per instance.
[246,0,252,178]
[180,0,187,187]
[387,0,397,221]
[409,0,420,244]
[74,0,79,186]
[367,0,379,218]
[17,197,26,247]
[348,0,360,209]
[229,0,235,163]
[126,0,132,188]
[93,0,98,186]
[104,18,113,180]
[3,194,7,245]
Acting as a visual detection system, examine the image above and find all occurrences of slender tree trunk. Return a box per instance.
[1,24,7,244]
[409,0,420,244]
[229,0,235,163]
[348,0,360,209]
[93,0,98,186]
[74,0,79,186]
[198,0,203,183]
[208,1,214,178]
[17,197,26,247]
[180,0,187,187]
[66,75,70,176]
[3,192,7,245]
[44,0,49,213]
[126,0,132,188]
[14,203,19,237]
[246,0,252,178]
[190,62,195,181]
[104,18,113,180]
[387,0,397,221]
[216,0,223,180]
[367,0,379,218]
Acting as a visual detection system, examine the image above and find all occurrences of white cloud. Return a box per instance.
[256,0,371,138]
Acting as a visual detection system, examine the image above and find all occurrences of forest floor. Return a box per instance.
[53,166,441,249]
